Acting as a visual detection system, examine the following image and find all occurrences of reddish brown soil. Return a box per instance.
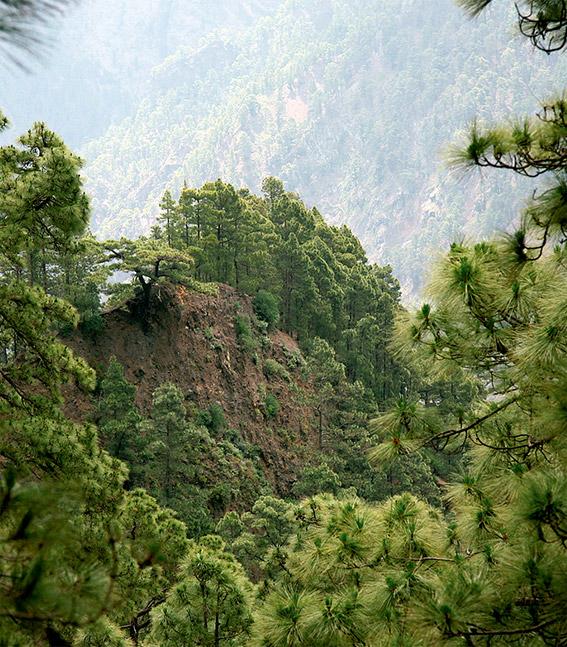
[66,283,318,493]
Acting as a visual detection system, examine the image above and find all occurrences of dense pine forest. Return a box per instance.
[2,0,567,645]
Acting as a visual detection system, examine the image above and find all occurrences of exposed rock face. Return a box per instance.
[67,283,318,494]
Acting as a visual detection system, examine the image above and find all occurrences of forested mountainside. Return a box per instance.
[3,0,567,644]
[76,0,565,296]
[3,0,563,296]
[0,0,282,147]
[0,110,455,642]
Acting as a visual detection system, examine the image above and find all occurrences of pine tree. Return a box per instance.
[261,176,285,215]
[200,179,243,285]
[158,190,177,247]
[147,535,254,647]
[143,382,213,536]
[0,115,93,414]
[216,496,296,585]
[0,120,89,286]
[97,357,143,484]
[143,383,190,509]
[103,237,193,322]
[177,186,210,246]
[0,116,122,643]
[0,115,191,645]
[276,232,318,339]
[252,493,448,646]
[52,233,109,337]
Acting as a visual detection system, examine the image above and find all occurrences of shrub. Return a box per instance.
[235,314,257,353]
[264,393,280,418]
[292,463,342,498]
[263,358,290,382]
[253,290,280,330]
[283,347,304,370]
[203,326,223,351]
[196,403,226,435]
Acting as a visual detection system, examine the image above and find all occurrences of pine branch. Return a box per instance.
[447,618,556,638]
[425,395,521,447]
[456,0,495,17]
[0,0,77,66]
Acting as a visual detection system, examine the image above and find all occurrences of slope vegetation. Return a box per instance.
[68,283,318,494]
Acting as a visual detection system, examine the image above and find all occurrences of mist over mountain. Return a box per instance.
[0,0,282,147]
[3,0,564,296]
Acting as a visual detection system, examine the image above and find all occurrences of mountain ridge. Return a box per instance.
[79,0,566,297]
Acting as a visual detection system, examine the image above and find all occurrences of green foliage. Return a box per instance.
[0,115,469,645]
[253,289,280,330]
[0,472,115,643]
[263,393,280,418]
[96,357,144,484]
[217,496,296,584]
[141,383,199,514]
[304,337,376,454]
[292,463,342,498]
[0,121,89,260]
[0,115,292,645]
[102,237,193,321]
[263,358,290,382]
[362,232,567,640]
[235,313,257,353]
[252,493,449,646]
[448,97,567,177]
[368,397,440,465]
[197,403,226,435]
[0,119,95,412]
[157,189,177,247]
[281,346,304,370]
[52,234,109,339]
[147,536,254,646]
[111,488,190,640]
